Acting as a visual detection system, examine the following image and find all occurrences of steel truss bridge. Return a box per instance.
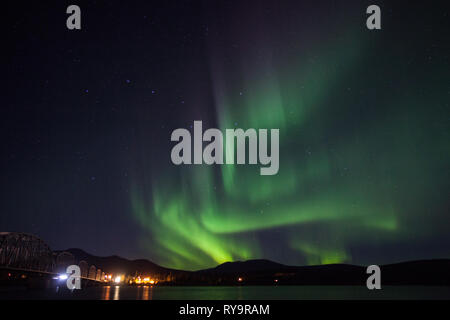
[0,232,104,287]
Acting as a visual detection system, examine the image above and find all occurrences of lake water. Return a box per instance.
[1,285,450,300]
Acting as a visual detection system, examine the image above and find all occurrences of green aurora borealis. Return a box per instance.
[128,2,449,270]
[3,1,449,273]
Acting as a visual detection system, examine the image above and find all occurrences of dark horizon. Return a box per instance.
[54,244,450,273]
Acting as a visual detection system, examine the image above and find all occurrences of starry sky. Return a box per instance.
[2,1,449,270]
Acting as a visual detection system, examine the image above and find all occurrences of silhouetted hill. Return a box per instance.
[199,259,450,286]
[57,248,450,285]
[380,259,450,285]
[57,248,178,275]
[197,261,367,285]
[209,259,288,273]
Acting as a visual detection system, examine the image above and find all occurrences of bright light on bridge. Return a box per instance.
[58,274,68,280]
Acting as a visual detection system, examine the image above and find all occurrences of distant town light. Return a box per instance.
[114,276,122,283]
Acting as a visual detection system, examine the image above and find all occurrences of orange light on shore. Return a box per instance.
[238,277,243,282]
[131,276,156,285]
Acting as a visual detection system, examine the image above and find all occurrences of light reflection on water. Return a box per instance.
[102,286,154,300]
[142,285,152,300]
[95,285,450,300]
[3,286,449,300]
[101,286,110,300]
[113,286,120,300]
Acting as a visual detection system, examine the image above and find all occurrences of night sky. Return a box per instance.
[2,1,449,270]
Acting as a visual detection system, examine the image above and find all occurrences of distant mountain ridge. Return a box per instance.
[57,248,450,285]
[57,248,177,275]
[210,259,287,273]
